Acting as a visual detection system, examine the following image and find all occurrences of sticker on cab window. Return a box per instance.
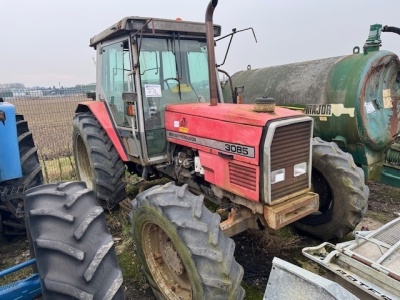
[144,84,162,97]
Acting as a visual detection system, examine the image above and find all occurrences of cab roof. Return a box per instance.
[90,16,221,47]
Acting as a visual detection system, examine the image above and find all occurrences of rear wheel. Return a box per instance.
[130,183,245,300]
[0,114,43,236]
[294,137,369,240]
[72,112,126,210]
[25,181,124,299]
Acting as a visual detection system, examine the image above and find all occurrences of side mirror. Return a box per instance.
[234,86,244,95]
[86,92,96,100]
[234,86,244,104]
[122,92,137,102]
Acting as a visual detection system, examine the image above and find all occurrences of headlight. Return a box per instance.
[271,168,285,184]
[294,162,307,177]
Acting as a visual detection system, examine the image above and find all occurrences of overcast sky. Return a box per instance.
[0,0,399,87]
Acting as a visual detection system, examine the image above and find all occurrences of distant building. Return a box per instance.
[28,90,44,97]
[0,91,13,98]
[12,89,29,97]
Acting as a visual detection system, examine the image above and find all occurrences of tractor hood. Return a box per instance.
[166,103,303,126]
[165,102,309,167]
[165,102,313,203]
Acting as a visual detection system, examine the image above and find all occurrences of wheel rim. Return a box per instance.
[142,222,192,299]
[75,135,93,189]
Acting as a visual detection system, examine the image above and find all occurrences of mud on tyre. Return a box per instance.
[0,114,43,236]
[72,112,126,210]
[130,182,245,300]
[294,137,369,240]
[25,181,124,299]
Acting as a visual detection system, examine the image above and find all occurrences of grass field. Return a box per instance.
[8,95,86,182]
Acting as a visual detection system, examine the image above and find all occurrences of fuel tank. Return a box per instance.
[0,101,22,181]
[223,50,400,155]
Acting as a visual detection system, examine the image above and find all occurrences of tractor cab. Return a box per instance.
[89,17,221,164]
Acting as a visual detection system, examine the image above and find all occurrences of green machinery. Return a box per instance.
[223,24,400,187]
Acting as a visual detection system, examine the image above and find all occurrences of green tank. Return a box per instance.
[223,24,400,186]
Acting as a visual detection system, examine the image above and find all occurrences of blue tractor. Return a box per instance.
[0,97,43,236]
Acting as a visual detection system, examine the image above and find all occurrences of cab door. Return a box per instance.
[136,36,210,162]
[97,38,143,161]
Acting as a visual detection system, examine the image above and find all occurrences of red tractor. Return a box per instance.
[72,0,368,298]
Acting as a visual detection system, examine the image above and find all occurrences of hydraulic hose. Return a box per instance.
[382,25,400,36]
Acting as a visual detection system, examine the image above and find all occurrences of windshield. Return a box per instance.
[138,37,210,130]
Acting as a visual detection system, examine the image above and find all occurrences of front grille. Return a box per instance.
[269,120,312,203]
[229,163,257,191]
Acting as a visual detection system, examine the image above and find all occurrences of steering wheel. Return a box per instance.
[163,77,180,89]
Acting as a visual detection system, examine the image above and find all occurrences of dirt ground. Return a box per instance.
[1,179,399,299]
[234,180,400,292]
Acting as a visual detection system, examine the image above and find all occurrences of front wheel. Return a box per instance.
[294,137,369,240]
[130,183,245,300]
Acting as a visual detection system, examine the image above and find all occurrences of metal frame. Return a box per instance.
[0,259,41,300]
[303,217,400,299]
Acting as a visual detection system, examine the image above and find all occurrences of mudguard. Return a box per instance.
[76,101,128,161]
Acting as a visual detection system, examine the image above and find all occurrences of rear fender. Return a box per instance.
[76,101,128,161]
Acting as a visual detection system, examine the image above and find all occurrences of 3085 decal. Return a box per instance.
[224,143,249,156]
[167,131,255,158]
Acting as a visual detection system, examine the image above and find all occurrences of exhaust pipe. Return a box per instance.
[206,0,218,106]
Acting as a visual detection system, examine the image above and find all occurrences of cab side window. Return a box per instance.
[100,40,131,126]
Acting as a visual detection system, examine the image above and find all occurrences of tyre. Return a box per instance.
[0,114,43,236]
[72,112,126,210]
[25,181,124,299]
[130,183,245,300]
[294,137,369,240]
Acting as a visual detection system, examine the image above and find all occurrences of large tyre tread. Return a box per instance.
[131,183,245,299]
[26,181,124,300]
[74,206,104,239]
[36,238,84,259]
[295,137,369,240]
[44,279,92,299]
[73,113,126,209]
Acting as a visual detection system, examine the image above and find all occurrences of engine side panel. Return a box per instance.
[165,110,263,165]
[198,151,260,202]
[165,105,266,202]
